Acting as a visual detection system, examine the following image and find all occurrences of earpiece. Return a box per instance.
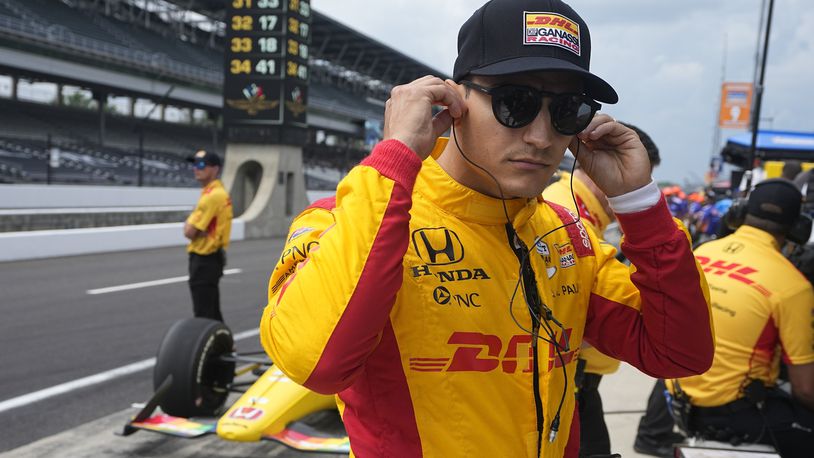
[788,214,812,245]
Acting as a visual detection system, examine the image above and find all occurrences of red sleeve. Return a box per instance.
[583,198,714,378]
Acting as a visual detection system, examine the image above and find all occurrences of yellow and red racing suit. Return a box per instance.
[261,139,713,457]
[544,172,619,375]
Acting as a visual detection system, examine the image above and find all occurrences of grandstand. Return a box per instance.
[0,0,446,191]
[0,97,203,186]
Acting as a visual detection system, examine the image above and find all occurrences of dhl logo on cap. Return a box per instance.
[524,12,581,56]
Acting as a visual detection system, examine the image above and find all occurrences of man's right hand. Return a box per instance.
[183,222,203,240]
[383,76,466,159]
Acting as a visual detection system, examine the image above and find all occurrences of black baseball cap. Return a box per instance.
[747,178,802,227]
[453,0,618,103]
[186,150,221,167]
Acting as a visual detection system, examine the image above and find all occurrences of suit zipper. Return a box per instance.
[505,224,544,457]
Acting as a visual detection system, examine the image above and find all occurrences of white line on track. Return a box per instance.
[86,268,243,295]
[0,328,260,414]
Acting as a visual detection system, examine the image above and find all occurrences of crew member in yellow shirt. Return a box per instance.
[674,179,814,457]
[184,150,232,322]
[544,123,660,456]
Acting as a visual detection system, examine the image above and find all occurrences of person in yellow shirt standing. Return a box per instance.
[674,179,814,457]
[184,150,232,322]
[544,122,660,456]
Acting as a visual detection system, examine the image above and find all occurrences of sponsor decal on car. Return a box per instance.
[228,406,264,421]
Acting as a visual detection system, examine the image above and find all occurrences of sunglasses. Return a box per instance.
[193,161,208,170]
[462,81,601,135]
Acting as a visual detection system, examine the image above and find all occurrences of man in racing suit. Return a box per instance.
[261,1,714,456]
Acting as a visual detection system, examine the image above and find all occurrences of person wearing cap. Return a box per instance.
[260,1,713,456]
[184,149,232,322]
[544,122,661,456]
[665,179,814,457]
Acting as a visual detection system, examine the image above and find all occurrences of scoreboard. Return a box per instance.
[223,0,311,142]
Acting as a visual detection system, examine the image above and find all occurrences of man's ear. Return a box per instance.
[445,79,468,126]
[446,78,469,100]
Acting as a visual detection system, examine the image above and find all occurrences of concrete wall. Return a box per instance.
[0,208,191,232]
[0,220,245,262]
[221,144,309,238]
[0,184,200,209]
[0,183,237,262]
[0,175,322,262]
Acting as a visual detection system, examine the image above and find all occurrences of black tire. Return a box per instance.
[153,318,235,417]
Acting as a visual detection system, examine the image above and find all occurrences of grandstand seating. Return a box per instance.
[0,84,380,187]
[0,1,394,189]
[0,135,198,187]
[309,82,384,122]
[304,165,343,191]
[0,137,197,186]
[0,3,17,19]
[21,0,121,44]
[0,97,216,149]
[301,142,366,191]
[0,97,208,187]
[104,16,219,70]
[0,0,221,87]
[7,0,220,73]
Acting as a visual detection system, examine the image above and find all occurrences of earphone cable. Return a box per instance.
[451,123,585,443]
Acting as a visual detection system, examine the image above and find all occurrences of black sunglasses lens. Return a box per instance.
[551,96,596,135]
[492,87,541,128]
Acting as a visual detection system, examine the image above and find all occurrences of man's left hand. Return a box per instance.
[569,114,651,197]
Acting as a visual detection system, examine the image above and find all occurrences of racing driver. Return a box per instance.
[261,0,714,456]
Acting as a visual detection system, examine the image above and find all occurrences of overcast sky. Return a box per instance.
[315,0,814,185]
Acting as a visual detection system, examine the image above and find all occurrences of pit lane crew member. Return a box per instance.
[261,1,714,456]
[671,178,814,457]
[184,150,232,322]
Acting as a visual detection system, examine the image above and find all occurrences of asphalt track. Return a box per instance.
[0,238,343,457]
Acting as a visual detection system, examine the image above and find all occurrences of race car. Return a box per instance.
[121,317,349,453]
